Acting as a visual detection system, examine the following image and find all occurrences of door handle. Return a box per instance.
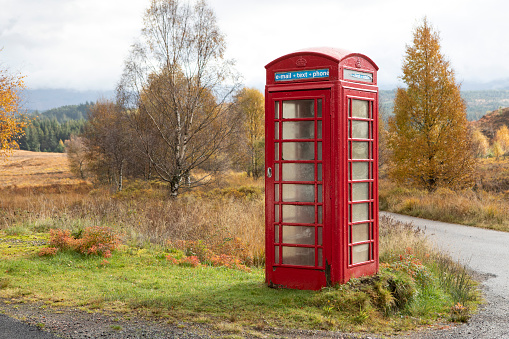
[267,167,272,178]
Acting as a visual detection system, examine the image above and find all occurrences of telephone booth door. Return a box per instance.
[265,89,331,290]
[343,89,379,282]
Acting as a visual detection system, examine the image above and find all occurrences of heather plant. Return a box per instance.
[41,226,120,258]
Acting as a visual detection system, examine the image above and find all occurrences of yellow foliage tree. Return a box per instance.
[388,18,476,191]
[494,124,509,155]
[0,64,26,157]
[471,128,490,158]
[233,87,265,178]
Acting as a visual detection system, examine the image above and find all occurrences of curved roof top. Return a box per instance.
[266,47,378,70]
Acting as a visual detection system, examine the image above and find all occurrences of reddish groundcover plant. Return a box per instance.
[39,226,121,258]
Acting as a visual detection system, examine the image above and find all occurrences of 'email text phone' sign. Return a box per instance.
[275,69,329,82]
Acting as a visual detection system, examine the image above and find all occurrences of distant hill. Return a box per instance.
[23,89,115,112]
[472,107,509,139]
[35,103,93,123]
[380,90,509,121]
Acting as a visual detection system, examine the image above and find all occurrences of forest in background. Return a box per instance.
[18,89,509,155]
[17,103,90,153]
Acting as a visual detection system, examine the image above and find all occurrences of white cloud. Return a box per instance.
[1,0,508,91]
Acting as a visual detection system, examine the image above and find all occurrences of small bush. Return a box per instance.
[44,226,120,258]
[37,247,58,257]
[450,302,470,322]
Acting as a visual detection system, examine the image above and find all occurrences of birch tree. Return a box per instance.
[117,0,240,197]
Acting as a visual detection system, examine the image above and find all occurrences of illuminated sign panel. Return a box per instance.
[275,69,329,82]
[344,69,373,83]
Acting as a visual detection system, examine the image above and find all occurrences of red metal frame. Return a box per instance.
[265,48,379,290]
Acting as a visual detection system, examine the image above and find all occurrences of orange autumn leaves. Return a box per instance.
[0,61,27,157]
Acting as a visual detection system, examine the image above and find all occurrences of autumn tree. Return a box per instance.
[65,135,88,179]
[232,87,265,178]
[117,0,240,197]
[494,124,509,155]
[0,63,26,157]
[388,18,476,191]
[491,141,503,160]
[471,127,490,158]
[83,99,131,191]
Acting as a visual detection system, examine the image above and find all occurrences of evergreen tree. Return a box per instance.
[388,18,476,191]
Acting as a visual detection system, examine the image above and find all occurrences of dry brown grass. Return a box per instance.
[0,150,86,188]
[380,158,509,231]
[0,151,265,263]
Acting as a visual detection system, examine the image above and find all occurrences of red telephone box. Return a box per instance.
[265,47,379,290]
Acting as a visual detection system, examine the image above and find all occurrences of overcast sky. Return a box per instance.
[1,0,509,92]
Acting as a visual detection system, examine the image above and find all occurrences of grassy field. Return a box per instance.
[0,150,86,188]
[0,150,480,335]
[380,158,509,232]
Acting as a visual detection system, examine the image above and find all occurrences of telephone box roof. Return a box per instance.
[266,47,379,70]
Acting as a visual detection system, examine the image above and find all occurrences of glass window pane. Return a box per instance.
[318,142,322,160]
[283,100,314,119]
[282,247,315,266]
[351,244,370,264]
[351,203,369,222]
[275,102,279,119]
[317,121,322,139]
[275,246,279,264]
[282,142,314,160]
[282,121,314,139]
[318,185,322,203]
[351,141,369,159]
[282,184,315,202]
[318,227,323,246]
[351,100,369,118]
[275,122,279,139]
[318,248,323,266]
[318,205,323,224]
[282,205,315,224]
[351,223,370,243]
[351,120,369,139]
[318,164,322,181]
[275,163,279,181]
[275,206,279,223]
[274,184,279,201]
[351,183,369,201]
[317,99,322,118]
[275,225,279,243]
[282,163,314,181]
[282,226,315,245]
[275,143,279,160]
[351,162,369,180]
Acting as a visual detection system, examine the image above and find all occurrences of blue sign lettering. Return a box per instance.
[275,69,329,82]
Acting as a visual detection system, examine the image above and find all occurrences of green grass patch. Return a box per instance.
[0,229,480,334]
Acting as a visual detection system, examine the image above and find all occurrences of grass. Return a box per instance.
[0,217,480,334]
[379,157,509,231]
[0,150,481,335]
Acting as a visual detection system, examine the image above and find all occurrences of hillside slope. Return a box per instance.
[472,107,509,139]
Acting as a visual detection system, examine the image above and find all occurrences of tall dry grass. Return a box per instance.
[0,176,265,263]
[379,180,509,231]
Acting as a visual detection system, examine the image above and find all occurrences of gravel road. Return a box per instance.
[2,212,509,338]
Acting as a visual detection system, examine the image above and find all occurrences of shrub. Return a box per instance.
[45,226,120,258]
[73,226,120,257]
[48,229,75,251]
[37,247,58,257]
